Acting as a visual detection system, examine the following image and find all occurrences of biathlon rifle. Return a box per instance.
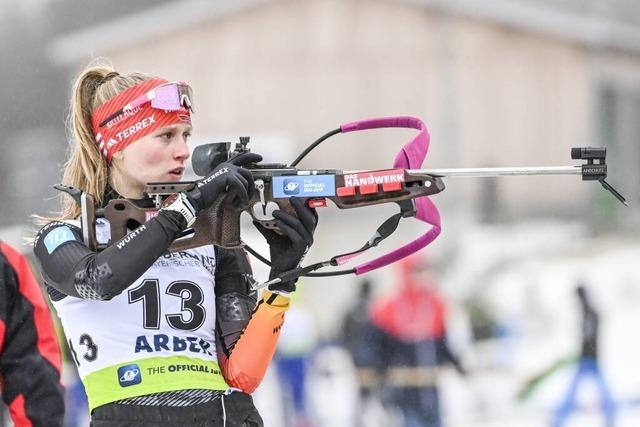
[56,117,627,289]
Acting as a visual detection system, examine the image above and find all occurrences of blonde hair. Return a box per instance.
[55,61,156,221]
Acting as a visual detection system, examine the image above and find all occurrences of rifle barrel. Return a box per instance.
[405,165,582,178]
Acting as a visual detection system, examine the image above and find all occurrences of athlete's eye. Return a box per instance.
[158,131,174,141]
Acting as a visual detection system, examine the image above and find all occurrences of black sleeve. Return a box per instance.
[33,211,186,300]
[214,246,258,357]
[0,246,64,427]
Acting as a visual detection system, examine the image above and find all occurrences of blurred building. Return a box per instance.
[46,0,639,225]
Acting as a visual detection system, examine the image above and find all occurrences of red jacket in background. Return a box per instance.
[370,255,446,342]
[0,241,64,427]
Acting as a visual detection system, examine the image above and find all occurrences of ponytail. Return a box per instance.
[54,60,154,221]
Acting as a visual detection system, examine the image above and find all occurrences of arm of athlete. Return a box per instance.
[34,211,188,300]
[215,197,317,393]
[33,154,260,300]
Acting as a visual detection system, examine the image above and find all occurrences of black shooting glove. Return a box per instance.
[254,197,318,294]
[186,152,262,212]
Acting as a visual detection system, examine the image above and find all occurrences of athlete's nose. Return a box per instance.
[174,137,190,161]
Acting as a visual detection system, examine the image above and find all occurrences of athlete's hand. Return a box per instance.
[254,197,318,294]
[186,152,262,212]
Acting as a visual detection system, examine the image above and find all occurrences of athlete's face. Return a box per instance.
[111,123,191,198]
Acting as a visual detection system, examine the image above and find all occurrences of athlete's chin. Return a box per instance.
[164,172,184,182]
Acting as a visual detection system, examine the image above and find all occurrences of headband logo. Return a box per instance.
[114,114,156,142]
[104,106,143,129]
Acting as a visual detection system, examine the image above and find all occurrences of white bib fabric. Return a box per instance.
[51,219,228,410]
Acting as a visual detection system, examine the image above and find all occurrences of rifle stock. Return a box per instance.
[76,167,443,252]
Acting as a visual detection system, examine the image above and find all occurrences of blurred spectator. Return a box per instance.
[353,256,466,427]
[553,284,616,427]
[275,292,319,427]
[340,279,373,366]
[339,279,375,426]
[0,241,64,426]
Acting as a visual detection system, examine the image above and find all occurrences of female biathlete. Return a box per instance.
[33,64,317,426]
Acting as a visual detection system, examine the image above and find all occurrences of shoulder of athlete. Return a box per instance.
[34,220,83,255]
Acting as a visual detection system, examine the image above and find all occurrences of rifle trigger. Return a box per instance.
[255,179,266,207]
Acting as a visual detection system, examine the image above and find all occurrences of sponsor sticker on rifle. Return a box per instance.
[145,210,159,222]
[343,169,405,187]
[272,175,336,198]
